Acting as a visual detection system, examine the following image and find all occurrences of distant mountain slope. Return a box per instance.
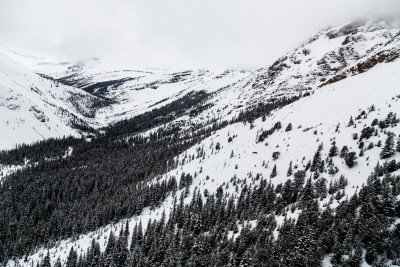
[0,52,105,150]
[249,18,400,102]
[51,59,252,125]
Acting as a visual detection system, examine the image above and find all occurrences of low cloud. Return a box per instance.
[0,0,399,69]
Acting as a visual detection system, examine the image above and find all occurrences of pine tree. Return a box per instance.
[305,160,311,171]
[105,231,116,256]
[380,133,395,159]
[54,258,62,267]
[340,146,348,158]
[293,170,306,190]
[215,142,221,150]
[272,151,280,160]
[66,247,78,267]
[310,150,321,172]
[287,161,293,176]
[346,247,363,266]
[302,178,315,202]
[319,160,325,173]
[315,178,327,199]
[329,144,338,157]
[348,116,354,127]
[40,251,51,267]
[396,135,400,152]
[270,164,277,178]
[345,152,357,168]
[285,123,293,132]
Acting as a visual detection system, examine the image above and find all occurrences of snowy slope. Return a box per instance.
[249,18,400,103]
[0,52,103,150]
[8,32,400,267]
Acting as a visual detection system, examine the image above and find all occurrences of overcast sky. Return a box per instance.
[0,0,399,69]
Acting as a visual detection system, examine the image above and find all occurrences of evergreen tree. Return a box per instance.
[293,170,306,189]
[340,146,349,158]
[348,116,354,127]
[310,150,321,172]
[40,251,51,267]
[315,178,327,199]
[66,247,78,267]
[54,258,62,267]
[302,178,315,202]
[270,164,277,178]
[345,152,357,168]
[329,144,338,157]
[287,161,293,176]
[105,231,116,256]
[285,123,293,132]
[380,133,395,159]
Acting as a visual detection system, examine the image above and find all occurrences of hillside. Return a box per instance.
[1,18,400,267]
[0,52,107,150]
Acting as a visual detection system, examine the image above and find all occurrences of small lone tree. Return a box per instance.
[287,161,293,176]
[215,142,221,151]
[272,151,281,160]
[348,116,354,127]
[270,164,277,178]
[345,152,357,168]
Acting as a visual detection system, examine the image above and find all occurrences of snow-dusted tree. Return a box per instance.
[340,146,349,158]
[302,178,315,202]
[380,133,395,159]
[287,161,293,176]
[66,247,78,267]
[310,150,321,172]
[315,178,327,199]
[270,164,277,178]
[215,142,221,150]
[54,258,62,267]
[272,151,280,160]
[348,116,354,127]
[345,152,357,168]
[41,251,51,267]
[329,144,338,157]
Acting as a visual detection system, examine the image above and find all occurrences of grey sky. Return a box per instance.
[0,0,399,69]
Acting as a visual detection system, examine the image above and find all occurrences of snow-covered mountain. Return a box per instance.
[243,18,400,103]
[54,62,252,125]
[0,49,252,149]
[2,18,400,267]
[3,18,399,144]
[0,52,108,150]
